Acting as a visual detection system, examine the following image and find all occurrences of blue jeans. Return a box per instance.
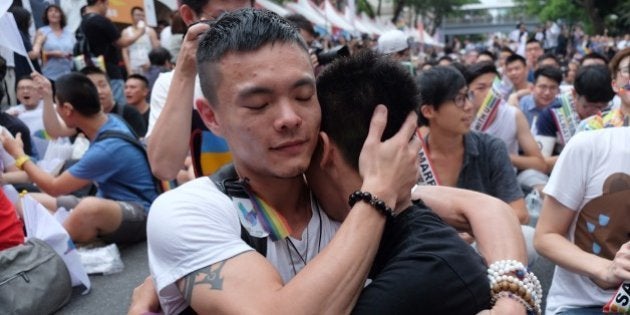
[109,79,125,106]
[557,306,604,314]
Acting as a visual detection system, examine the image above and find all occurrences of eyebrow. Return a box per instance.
[237,77,315,99]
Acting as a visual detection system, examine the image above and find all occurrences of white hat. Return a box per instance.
[377,30,409,54]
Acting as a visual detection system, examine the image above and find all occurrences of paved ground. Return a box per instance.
[57,241,150,315]
[55,241,557,314]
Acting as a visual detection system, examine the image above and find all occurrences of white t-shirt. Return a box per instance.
[145,71,204,138]
[485,103,519,155]
[125,27,152,73]
[543,127,630,314]
[147,177,340,314]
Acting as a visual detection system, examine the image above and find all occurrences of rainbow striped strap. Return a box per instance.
[232,192,292,241]
[551,93,580,145]
[471,88,502,132]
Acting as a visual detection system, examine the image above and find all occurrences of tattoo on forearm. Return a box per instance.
[181,261,227,303]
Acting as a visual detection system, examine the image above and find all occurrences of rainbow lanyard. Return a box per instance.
[236,189,293,241]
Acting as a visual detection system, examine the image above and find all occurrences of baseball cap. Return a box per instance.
[377,30,409,54]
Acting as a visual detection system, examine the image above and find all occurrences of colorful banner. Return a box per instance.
[471,86,502,132]
[551,93,580,145]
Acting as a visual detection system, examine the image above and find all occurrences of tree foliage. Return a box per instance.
[392,0,477,35]
[514,0,628,35]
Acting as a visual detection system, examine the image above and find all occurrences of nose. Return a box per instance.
[273,100,302,131]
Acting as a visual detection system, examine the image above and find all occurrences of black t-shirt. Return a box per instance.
[111,103,147,137]
[82,14,122,79]
[352,203,491,315]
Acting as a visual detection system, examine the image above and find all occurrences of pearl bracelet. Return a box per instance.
[487,260,542,315]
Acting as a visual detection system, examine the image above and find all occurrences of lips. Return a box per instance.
[270,139,308,154]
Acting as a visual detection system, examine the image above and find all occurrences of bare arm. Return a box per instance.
[0,133,90,196]
[509,197,529,225]
[180,107,421,314]
[115,26,146,48]
[413,185,527,263]
[122,46,132,75]
[147,23,210,180]
[534,195,630,289]
[32,72,77,138]
[510,110,547,173]
[148,28,160,48]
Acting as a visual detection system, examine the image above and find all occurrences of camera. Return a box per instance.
[315,45,350,65]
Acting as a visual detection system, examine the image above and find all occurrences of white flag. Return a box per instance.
[0,13,28,57]
[21,196,91,293]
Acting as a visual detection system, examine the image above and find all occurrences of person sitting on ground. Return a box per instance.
[463,61,546,174]
[7,76,47,159]
[536,64,615,167]
[534,127,630,314]
[134,9,533,315]
[505,54,532,105]
[416,66,539,266]
[124,74,150,127]
[578,48,630,130]
[42,66,147,138]
[0,72,158,244]
[517,66,563,128]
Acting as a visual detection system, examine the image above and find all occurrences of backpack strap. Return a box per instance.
[209,164,267,256]
[93,130,162,199]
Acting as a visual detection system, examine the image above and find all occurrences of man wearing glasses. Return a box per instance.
[535,64,615,169]
[518,66,563,128]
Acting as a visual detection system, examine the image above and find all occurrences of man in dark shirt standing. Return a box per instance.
[81,0,146,106]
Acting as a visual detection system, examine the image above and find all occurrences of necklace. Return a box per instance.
[285,196,323,276]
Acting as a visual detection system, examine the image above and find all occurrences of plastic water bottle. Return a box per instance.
[525,190,543,227]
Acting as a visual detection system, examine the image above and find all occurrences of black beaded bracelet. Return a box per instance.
[348,190,396,217]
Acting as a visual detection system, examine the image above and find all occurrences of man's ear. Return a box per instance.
[317,131,334,169]
[60,102,74,117]
[196,98,223,136]
[179,5,197,26]
[420,104,434,121]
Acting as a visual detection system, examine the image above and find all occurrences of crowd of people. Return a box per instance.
[0,0,629,314]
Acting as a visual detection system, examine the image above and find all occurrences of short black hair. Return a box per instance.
[500,47,514,55]
[580,52,608,66]
[437,55,453,64]
[478,50,496,62]
[127,74,149,88]
[526,38,541,47]
[131,6,143,15]
[197,8,307,105]
[181,0,255,16]
[534,66,563,85]
[15,75,33,91]
[285,13,316,37]
[317,50,420,170]
[55,73,100,116]
[537,53,560,67]
[80,66,109,80]
[416,66,466,126]
[574,65,615,103]
[505,54,526,67]
[148,47,172,66]
[465,61,498,85]
[42,5,67,28]
[86,0,101,6]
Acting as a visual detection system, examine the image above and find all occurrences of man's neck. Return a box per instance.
[131,101,149,114]
[426,127,465,154]
[239,169,312,238]
[514,81,529,91]
[81,113,109,140]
